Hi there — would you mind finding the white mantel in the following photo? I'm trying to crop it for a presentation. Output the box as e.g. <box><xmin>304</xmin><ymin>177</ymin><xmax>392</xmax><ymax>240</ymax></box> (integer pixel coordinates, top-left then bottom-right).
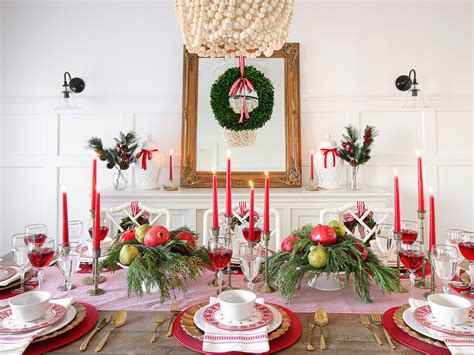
<box><xmin>101</xmin><ymin>185</ymin><xmax>392</xmax><ymax>250</ymax></box>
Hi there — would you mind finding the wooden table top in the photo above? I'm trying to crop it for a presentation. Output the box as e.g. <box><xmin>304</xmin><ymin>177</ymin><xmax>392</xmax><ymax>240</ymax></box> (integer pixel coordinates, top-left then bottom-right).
<box><xmin>50</xmin><ymin>310</ymin><xmax>420</xmax><ymax>354</ymax></box>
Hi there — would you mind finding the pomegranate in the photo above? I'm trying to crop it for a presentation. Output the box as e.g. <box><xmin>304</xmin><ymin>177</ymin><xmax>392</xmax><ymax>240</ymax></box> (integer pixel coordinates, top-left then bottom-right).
<box><xmin>144</xmin><ymin>226</ymin><xmax>170</xmax><ymax>247</ymax></box>
<box><xmin>119</xmin><ymin>230</ymin><xmax>136</xmax><ymax>242</ymax></box>
<box><xmin>310</xmin><ymin>225</ymin><xmax>337</xmax><ymax>245</ymax></box>
<box><xmin>281</xmin><ymin>235</ymin><xmax>301</xmax><ymax>253</ymax></box>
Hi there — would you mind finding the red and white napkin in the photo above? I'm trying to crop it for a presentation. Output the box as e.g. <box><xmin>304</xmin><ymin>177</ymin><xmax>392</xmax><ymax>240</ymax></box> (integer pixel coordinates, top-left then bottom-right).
<box><xmin>202</xmin><ymin>297</ymin><xmax>270</xmax><ymax>353</ymax></box>
<box><xmin>0</xmin><ymin>297</ymin><xmax>73</xmax><ymax>354</ymax></box>
<box><xmin>409</xmin><ymin>298</ymin><xmax>474</xmax><ymax>355</ymax></box>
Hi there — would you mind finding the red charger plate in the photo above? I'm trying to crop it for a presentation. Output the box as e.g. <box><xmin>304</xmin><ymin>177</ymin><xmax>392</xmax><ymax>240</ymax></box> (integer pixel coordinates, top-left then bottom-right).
<box><xmin>382</xmin><ymin>306</ymin><xmax>450</xmax><ymax>355</ymax></box>
<box><xmin>24</xmin><ymin>303</ymin><xmax>98</xmax><ymax>355</ymax></box>
<box><xmin>173</xmin><ymin>303</ymin><xmax>302</xmax><ymax>354</ymax></box>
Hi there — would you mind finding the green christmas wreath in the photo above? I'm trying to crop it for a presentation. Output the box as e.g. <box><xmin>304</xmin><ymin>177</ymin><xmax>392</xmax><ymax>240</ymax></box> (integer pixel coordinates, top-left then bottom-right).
<box><xmin>210</xmin><ymin>66</ymin><xmax>274</xmax><ymax>132</ymax></box>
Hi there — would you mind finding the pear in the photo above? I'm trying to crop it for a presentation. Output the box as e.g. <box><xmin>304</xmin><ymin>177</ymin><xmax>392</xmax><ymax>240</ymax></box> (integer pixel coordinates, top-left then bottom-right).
<box><xmin>119</xmin><ymin>244</ymin><xmax>139</xmax><ymax>266</ymax></box>
<box><xmin>328</xmin><ymin>220</ymin><xmax>346</xmax><ymax>238</ymax></box>
<box><xmin>135</xmin><ymin>224</ymin><xmax>152</xmax><ymax>244</ymax></box>
<box><xmin>308</xmin><ymin>245</ymin><xmax>328</xmax><ymax>268</ymax></box>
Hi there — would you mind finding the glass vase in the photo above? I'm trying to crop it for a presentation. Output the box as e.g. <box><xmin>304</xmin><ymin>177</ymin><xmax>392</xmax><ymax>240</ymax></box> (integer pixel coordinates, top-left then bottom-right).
<box><xmin>349</xmin><ymin>165</ymin><xmax>360</xmax><ymax>190</ymax></box>
<box><xmin>113</xmin><ymin>169</ymin><xmax>128</xmax><ymax>190</ymax></box>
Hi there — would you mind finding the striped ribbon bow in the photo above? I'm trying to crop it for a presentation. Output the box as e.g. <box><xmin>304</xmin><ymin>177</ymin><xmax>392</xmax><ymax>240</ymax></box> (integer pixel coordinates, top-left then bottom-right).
<box><xmin>130</xmin><ymin>201</ymin><xmax>150</xmax><ymax>220</ymax></box>
<box><xmin>229</xmin><ymin>55</ymin><xmax>254</xmax><ymax>123</ymax></box>
<box><xmin>342</xmin><ymin>201</ymin><xmax>373</xmax><ymax>239</ymax></box>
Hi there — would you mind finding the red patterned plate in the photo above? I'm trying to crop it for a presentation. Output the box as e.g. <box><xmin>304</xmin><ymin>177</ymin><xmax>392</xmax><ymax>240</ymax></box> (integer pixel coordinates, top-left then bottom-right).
<box><xmin>413</xmin><ymin>305</ymin><xmax>474</xmax><ymax>337</ymax></box>
<box><xmin>0</xmin><ymin>266</ymin><xmax>17</xmax><ymax>282</ymax></box>
<box><xmin>203</xmin><ymin>303</ymin><xmax>273</xmax><ymax>331</ymax></box>
<box><xmin>0</xmin><ymin>303</ymin><xmax>66</xmax><ymax>333</ymax></box>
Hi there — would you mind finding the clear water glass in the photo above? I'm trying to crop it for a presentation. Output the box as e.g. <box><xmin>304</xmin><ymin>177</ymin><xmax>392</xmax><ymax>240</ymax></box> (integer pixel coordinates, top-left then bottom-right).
<box><xmin>432</xmin><ymin>244</ymin><xmax>458</xmax><ymax>294</ymax></box>
<box><xmin>68</xmin><ymin>220</ymin><xmax>84</xmax><ymax>245</ymax></box>
<box><xmin>239</xmin><ymin>242</ymin><xmax>262</xmax><ymax>291</ymax></box>
<box><xmin>375</xmin><ymin>224</ymin><xmax>394</xmax><ymax>264</ymax></box>
<box><xmin>57</xmin><ymin>242</ymin><xmax>82</xmax><ymax>297</ymax></box>
<box><xmin>11</xmin><ymin>233</ymin><xmax>32</xmax><ymax>293</ymax></box>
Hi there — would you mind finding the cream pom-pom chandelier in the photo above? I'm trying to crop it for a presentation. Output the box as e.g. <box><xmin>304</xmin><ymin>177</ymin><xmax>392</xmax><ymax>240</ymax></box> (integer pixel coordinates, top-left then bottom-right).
<box><xmin>174</xmin><ymin>0</ymin><xmax>295</xmax><ymax>58</ymax></box>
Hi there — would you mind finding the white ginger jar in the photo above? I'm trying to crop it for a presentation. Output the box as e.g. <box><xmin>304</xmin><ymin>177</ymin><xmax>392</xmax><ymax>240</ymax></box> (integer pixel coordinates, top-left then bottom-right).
<box><xmin>135</xmin><ymin>135</ymin><xmax>163</xmax><ymax>190</ymax></box>
<box><xmin>315</xmin><ymin>134</ymin><xmax>343</xmax><ymax>190</ymax></box>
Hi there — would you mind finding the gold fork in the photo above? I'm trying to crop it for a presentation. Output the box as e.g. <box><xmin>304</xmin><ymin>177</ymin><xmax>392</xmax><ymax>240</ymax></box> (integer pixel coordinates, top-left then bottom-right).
<box><xmin>360</xmin><ymin>314</ymin><xmax>383</xmax><ymax>346</ymax></box>
<box><xmin>149</xmin><ymin>312</ymin><xmax>165</xmax><ymax>343</ymax></box>
<box><xmin>372</xmin><ymin>313</ymin><xmax>396</xmax><ymax>350</ymax></box>
<box><xmin>166</xmin><ymin>301</ymin><xmax>180</xmax><ymax>337</ymax></box>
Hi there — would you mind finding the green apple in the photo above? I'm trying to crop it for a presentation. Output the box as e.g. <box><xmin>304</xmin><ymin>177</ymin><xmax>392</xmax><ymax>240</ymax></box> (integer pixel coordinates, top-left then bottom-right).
<box><xmin>308</xmin><ymin>245</ymin><xmax>328</xmax><ymax>268</ymax></box>
<box><xmin>119</xmin><ymin>244</ymin><xmax>139</xmax><ymax>266</ymax></box>
<box><xmin>328</xmin><ymin>220</ymin><xmax>346</xmax><ymax>238</ymax></box>
<box><xmin>135</xmin><ymin>224</ymin><xmax>152</xmax><ymax>244</ymax></box>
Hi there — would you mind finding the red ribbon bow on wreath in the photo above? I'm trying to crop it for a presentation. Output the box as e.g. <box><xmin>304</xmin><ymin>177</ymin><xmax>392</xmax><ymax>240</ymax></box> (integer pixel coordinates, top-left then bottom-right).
<box><xmin>342</xmin><ymin>201</ymin><xmax>373</xmax><ymax>240</ymax></box>
<box><xmin>136</xmin><ymin>149</ymin><xmax>158</xmax><ymax>170</ymax></box>
<box><xmin>228</xmin><ymin>55</ymin><xmax>254</xmax><ymax>123</ymax></box>
<box><xmin>130</xmin><ymin>201</ymin><xmax>150</xmax><ymax>220</ymax></box>
<box><xmin>320</xmin><ymin>148</ymin><xmax>339</xmax><ymax>168</ymax></box>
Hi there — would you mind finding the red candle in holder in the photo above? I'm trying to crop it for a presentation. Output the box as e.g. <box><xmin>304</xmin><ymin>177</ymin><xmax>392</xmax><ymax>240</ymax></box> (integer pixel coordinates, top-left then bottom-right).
<box><xmin>169</xmin><ymin>149</ymin><xmax>173</xmax><ymax>181</ymax></box>
<box><xmin>310</xmin><ymin>150</ymin><xmax>314</xmax><ymax>181</ymax></box>
<box><xmin>61</xmin><ymin>186</ymin><xmax>69</xmax><ymax>245</ymax></box>
<box><xmin>226</xmin><ymin>150</ymin><xmax>232</xmax><ymax>217</ymax></box>
<box><xmin>94</xmin><ymin>186</ymin><xmax>101</xmax><ymax>251</ymax></box>
<box><xmin>212</xmin><ymin>172</ymin><xmax>219</xmax><ymax>229</ymax></box>
<box><xmin>416</xmin><ymin>150</ymin><xmax>425</xmax><ymax>212</ymax></box>
<box><xmin>394</xmin><ymin>169</ymin><xmax>401</xmax><ymax>233</ymax></box>
<box><xmin>91</xmin><ymin>153</ymin><xmax>97</xmax><ymax>211</ymax></box>
<box><xmin>429</xmin><ymin>187</ymin><xmax>436</xmax><ymax>250</ymax></box>
<box><xmin>264</xmin><ymin>172</ymin><xmax>270</xmax><ymax>233</ymax></box>
<box><xmin>249</xmin><ymin>181</ymin><xmax>255</xmax><ymax>239</ymax></box>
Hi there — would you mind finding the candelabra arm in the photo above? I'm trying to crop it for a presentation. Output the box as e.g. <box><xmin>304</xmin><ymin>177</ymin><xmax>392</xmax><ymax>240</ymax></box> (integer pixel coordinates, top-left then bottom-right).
<box><xmin>258</xmin><ymin>231</ymin><xmax>276</xmax><ymax>293</ymax></box>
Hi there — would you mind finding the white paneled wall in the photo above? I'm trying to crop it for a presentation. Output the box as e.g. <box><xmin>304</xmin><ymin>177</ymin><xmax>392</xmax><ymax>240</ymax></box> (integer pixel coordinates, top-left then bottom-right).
<box><xmin>0</xmin><ymin>0</ymin><xmax>473</xmax><ymax>255</ymax></box>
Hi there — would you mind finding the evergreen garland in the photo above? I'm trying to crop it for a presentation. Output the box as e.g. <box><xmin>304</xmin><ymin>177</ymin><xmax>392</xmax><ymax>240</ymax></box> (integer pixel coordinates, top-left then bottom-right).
<box><xmin>210</xmin><ymin>66</ymin><xmax>274</xmax><ymax>131</ymax></box>
<box><xmin>338</xmin><ymin>125</ymin><xmax>377</xmax><ymax>166</ymax></box>
<box><xmin>267</xmin><ymin>224</ymin><xmax>400</xmax><ymax>303</ymax></box>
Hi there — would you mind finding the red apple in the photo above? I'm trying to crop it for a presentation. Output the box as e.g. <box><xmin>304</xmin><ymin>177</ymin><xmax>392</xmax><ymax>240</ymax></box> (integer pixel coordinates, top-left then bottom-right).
<box><xmin>310</xmin><ymin>225</ymin><xmax>337</xmax><ymax>245</ymax></box>
<box><xmin>174</xmin><ymin>231</ymin><xmax>197</xmax><ymax>249</ymax></box>
<box><xmin>281</xmin><ymin>235</ymin><xmax>301</xmax><ymax>253</ymax></box>
<box><xmin>119</xmin><ymin>230</ymin><xmax>136</xmax><ymax>242</ymax></box>
<box><xmin>144</xmin><ymin>226</ymin><xmax>170</xmax><ymax>247</ymax></box>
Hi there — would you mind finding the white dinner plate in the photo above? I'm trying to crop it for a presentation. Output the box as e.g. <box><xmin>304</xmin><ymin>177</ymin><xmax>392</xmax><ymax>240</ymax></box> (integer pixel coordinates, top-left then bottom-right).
<box><xmin>39</xmin><ymin>301</ymin><xmax>77</xmax><ymax>337</ymax></box>
<box><xmin>402</xmin><ymin>307</ymin><xmax>444</xmax><ymax>341</ymax></box>
<box><xmin>194</xmin><ymin>303</ymin><xmax>282</xmax><ymax>333</ymax></box>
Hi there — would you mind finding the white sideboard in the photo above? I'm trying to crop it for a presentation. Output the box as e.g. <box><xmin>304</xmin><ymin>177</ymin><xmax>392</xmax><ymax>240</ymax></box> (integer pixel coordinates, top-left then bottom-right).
<box><xmin>101</xmin><ymin>186</ymin><xmax>393</xmax><ymax>250</ymax></box>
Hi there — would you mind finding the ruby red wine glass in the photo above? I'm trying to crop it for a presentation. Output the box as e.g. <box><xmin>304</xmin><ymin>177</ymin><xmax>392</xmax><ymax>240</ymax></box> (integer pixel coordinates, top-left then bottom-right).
<box><xmin>88</xmin><ymin>214</ymin><xmax>110</xmax><ymax>241</ymax></box>
<box><xmin>399</xmin><ymin>240</ymin><xmax>424</xmax><ymax>296</ymax></box>
<box><xmin>207</xmin><ymin>237</ymin><xmax>232</xmax><ymax>295</ymax></box>
<box><xmin>242</xmin><ymin>219</ymin><xmax>263</xmax><ymax>244</ymax></box>
<box><xmin>24</xmin><ymin>224</ymin><xmax>48</xmax><ymax>282</ymax></box>
<box><xmin>458</xmin><ymin>232</ymin><xmax>474</xmax><ymax>296</ymax></box>
<box><xmin>27</xmin><ymin>238</ymin><xmax>55</xmax><ymax>290</ymax></box>
<box><xmin>400</xmin><ymin>220</ymin><xmax>418</xmax><ymax>245</ymax></box>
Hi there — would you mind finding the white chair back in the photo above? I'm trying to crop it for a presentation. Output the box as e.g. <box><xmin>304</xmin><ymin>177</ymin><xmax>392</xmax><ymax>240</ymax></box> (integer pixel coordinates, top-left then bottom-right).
<box><xmin>319</xmin><ymin>201</ymin><xmax>394</xmax><ymax>243</ymax></box>
<box><xmin>202</xmin><ymin>202</ymin><xmax>281</xmax><ymax>250</ymax></box>
<box><xmin>103</xmin><ymin>201</ymin><xmax>172</xmax><ymax>237</ymax></box>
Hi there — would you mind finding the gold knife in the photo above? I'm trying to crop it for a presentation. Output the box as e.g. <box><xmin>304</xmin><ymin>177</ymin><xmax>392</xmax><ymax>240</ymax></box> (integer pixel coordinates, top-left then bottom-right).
<box><xmin>80</xmin><ymin>314</ymin><xmax>111</xmax><ymax>352</ymax></box>
<box><xmin>306</xmin><ymin>316</ymin><xmax>316</xmax><ymax>351</ymax></box>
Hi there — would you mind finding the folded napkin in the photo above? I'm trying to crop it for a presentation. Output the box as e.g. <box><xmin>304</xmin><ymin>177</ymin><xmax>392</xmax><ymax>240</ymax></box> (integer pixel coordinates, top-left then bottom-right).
<box><xmin>0</xmin><ymin>267</ymin><xmax>33</xmax><ymax>287</ymax></box>
<box><xmin>409</xmin><ymin>298</ymin><xmax>474</xmax><ymax>355</ymax></box>
<box><xmin>0</xmin><ymin>298</ymin><xmax>74</xmax><ymax>354</ymax></box>
<box><xmin>202</xmin><ymin>297</ymin><xmax>270</xmax><ymax>354</ymax></box>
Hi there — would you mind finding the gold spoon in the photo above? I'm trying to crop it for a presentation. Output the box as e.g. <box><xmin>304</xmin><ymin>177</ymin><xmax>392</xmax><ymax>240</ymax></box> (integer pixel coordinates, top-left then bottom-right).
<box><xmin>315</xmin><ymin>308</ymin><xmax>328</xmax><ymax>350</ymax></box>
<box><xmin>95</xmin><ymin>310</ymin><xmax>127</xmax><ymax>352</ymax></box>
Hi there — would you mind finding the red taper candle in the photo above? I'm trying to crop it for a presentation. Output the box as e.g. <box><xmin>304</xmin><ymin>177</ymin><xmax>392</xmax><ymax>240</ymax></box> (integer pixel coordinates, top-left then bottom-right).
<box><xmin>169</xmin><ymin>149</ymin><xmax>173</xmax><ymax>181</ymax></box>
<box><xmin>94</xmin><ymin>186</ymin><xmax>101</xmax><ymax>251</ymax></box>
<box><xmin>212</xmin><ymin>172</ymin><xmax>219</xmax><ymax>229</ymax></box>
<box><xmin>310</xmin><ymin>150</ymin><xmax>314</xmax><ymax>181</ymax></box>
<box><xmin>429</xmin><ymin>187</ymin><xmax>436</xmax><ymax>250</ymax></box>
<box><xmin>394</xmin><ymin>169</ymin><xmax>401</xmax><ymax>233</ymax></box>
<box><xmin>226</xmin><ymin>150</ymin><xmax>232</xmax><ymax>217</ymax></box>
<box><xmin>264</xmin><ymin>172</ymin><xmax>270</xmax><ymax>233</ymax></box>
<box><xmin>416</xmin><ymin>150</ymin><xmax>425</xmax><ymax>211</ymax></box>
<box><xmin>91</xmin><ymin>153</ymin><xmax>97</xmax><ymax>211</ymax></box>
<box><xmin>249</xmin><ymin>181</ymin><xmax>255</xmax><ymax>239</ymax></box>
<box><xmin>61</xmin><ymin>186</ymin><xmax>69</xmax><ymax>245</ymax></box>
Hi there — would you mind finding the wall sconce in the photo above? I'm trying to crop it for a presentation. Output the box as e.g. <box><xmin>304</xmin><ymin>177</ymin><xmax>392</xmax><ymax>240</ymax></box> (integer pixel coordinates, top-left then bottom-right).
<box><xmin>55</xmin><ymin>72</ymin><xmax>85</xmax><ymax>109</ymax></box>
<box><xmin>395</xmin><ymin>69</ymin><xmax>428</xmax><ymax>109</ymax></box>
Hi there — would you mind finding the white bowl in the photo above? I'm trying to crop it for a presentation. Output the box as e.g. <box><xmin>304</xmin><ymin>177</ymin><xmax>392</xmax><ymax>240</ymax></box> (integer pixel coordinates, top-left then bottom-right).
<box><xmin>428</xmin><ymin>293</ymin><xmax>472</xmax><ymax>325</ymax></box>
<box><xmin>218</xmin><ymin>290</ymin><xmax>256</xmax><ymax>321</ymax></box>
<box><xmin>9</xmin><ymin>291</ymin><xmax>51</xmax><ymax>323</ymax></box>
<box><xmin>308</xmin><ymin>273</ymin><xmax>344</xmax><ymax>291</ymax></box>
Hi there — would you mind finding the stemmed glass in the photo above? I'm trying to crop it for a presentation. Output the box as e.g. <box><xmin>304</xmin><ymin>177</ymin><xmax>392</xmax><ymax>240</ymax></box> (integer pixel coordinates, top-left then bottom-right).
<box><xmin>68</xmin><ymin>220</ymin><xmax>84</xmax><ymax>244</ymax></box>
<box><xmin>242</xmin><ymin>219</ymin><xmax>262</xmax><ymax>245</ymax></box>
<box><xmin>207</xmin><ymin>237</ymin><xmax>232</xmax><ymax>295</ymax></box>
<box><xmin>446</xmin><ymin>229</ymin><xmax>465</xmax><ymax>287</ymax></box>
<box><xmin>24</xmin><ymin>224</ymin><xmax>48</xmax><ymax>282</ymax></box>
<box><xmin>457</xmin><ymin>232</ymin><xmax>474</xmax><ymax>296</ymax></box>
<box><xmin>88</xmin><ymin>215</ymin><xmax>109</xmax><ymax>242</ymax></box>
<box><xmin>239</xmin><ymin>242</ymin><xmax>262</xmax><ymax>291</ymax></box>
<box><xmin>399</xmin><ymin>241</ymin><xmax>424</xmax><ymax>296</ymax></box>
<box><xmin>375</xmin><ymin>224</ymin><xmax>394</xmax><ymax>265</ymax></box>
<box><xmin>400</xmin><ymin>220</ymin><xmax>418</xmax><ymax>245</ymax></box>
<box><xmin>432</xmin><ymin>244</ymin><xmax>458</xmax><ymax>294</ymax></box>
<box><xmin>11</xmin><ymin>233</ymin><xmax>32</xmax><ymax>294</ymax></box>
<box><xmin>26</xmin><ymin>237</ymin><xmax>55</xmax><ymax>290</ymax></box>
<box><xmin>57</xmin><ymin>242</ymin><xmax>82</xmax><ymax>297</ymax></box>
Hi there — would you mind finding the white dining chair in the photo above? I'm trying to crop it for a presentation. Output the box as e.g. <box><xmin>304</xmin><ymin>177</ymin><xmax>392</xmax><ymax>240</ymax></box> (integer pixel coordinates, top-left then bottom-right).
<box><xmin>202</xmin><ymin>202</ymin><xmax>281</xmax><ymax>251</ymax></box>
<box><xmin>319</xmin><ymin>201</ymin><xmax>394</xmax><ymax>243</ymax></box>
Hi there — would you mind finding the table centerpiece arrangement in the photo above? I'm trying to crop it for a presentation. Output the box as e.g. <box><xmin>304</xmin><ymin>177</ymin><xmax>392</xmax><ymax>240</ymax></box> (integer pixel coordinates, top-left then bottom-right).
<box><xmin>101</xmin><ymin>224</ymin><xmax>210</xmax><ymax>303</ymax></box>
<box><xmin>267</xmin><ymin>223</ymin><xmax>401</xmax><ymax>303</ymax></box>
